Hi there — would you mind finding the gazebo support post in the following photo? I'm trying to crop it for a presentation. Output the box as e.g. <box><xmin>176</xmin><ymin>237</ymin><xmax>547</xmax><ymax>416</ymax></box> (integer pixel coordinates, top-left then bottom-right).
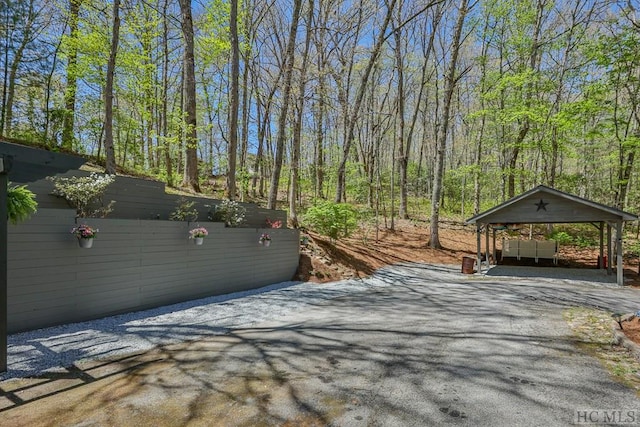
<box><xmin>616</xmin><ymin>221</ymin><xmax>623</xmax><ymax>286</ymax></box>
<box><xmin>476</xmin><ymin>224</ymin><xmax>482</xmax><ymax>274</ymax></box>
<box><xmin>599</xmin><ymin>222</ymin><xmax>604</xmax><ymax>269</ymax></box>
<box><xmin>492</xmin><ymin>226</ymin><xmax>497</xmax><ymax>267</ymax></box>
<box><xmin>607</xmin><ymin>223</ymin><xmax>612</xmax><ymax>275</ymax></box>
<box><xmin>485</xmin><ymin>225</ymin><xmax>490</xmax><ymax>266</ymax></box>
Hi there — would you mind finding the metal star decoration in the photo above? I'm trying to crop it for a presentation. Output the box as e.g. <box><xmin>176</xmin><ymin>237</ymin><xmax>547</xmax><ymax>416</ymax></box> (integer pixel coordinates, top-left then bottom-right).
<box><xmin>535</xmin><ymin>199</ymin><xmax>548</xmax><ymax>211</ymax></box>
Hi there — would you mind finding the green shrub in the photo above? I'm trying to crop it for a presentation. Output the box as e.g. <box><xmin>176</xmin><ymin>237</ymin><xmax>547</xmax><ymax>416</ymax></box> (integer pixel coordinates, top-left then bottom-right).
<box><xmin>48</xmin><ymin>172</ymin><xmax>115</xmax><ymax>217</ymax></box>
<box><xmin>169</xmin><ymin>197</ymin><xmax>198</xmax><ymax>221</ymax></box>
<box><xmin>574</xmin><ymin>235</ymin><xmax>597</xmax><ymax>248</ymax></box>
<box><xmin>549</xmin><ymin>231</ymin><xmax>573</xmax><ymax>245</ymax></box>
<box><xmin>303</xmin><ymin>201</ymin><xmax>359</xmax><ymax>240</ymax></box>
<box><xmin>7</xmin><ymin>183</ymin><xmax>37</xmax><ymax>224</ymax></box>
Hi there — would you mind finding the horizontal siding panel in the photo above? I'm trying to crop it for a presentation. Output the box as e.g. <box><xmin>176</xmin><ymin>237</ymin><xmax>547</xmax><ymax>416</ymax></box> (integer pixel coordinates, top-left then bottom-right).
<box><xmin>8</xmin><ymin>273</ymin><xmax>78</xmax><ymax>293</ymax></box>
<box><xmin>9</xmin><ymin>244</ymin><xmax>81</xmax><ymax>255</ymax></box>
<box><xmin>139</xmin><ymin>254</ymin><xmax>194</xmax><ymax>267</ymax></box>
<box><xmin>8</xmin><ymin>253</ymin><xmax>75</xmax><ymax>268</ymax></box>
<box><xmin>136</xmin><ymin>266</ymin><xmax>206</xmax><ymax>283</ymax></box>
<box><xmin>75</xmin><ymin>292</ymin><xmax>142</xmax><ymax>314</ymax></box>
<box><xmin>8</xmin><ymin>304</ymin><xmax>77</xmax><ymax>324</ymax></box>
<box><xmin>75</xmin><ymin>265</ymin><xmax>142</xmax><ymax>281</ymax></box>
<box><xmin>9</xmin><ymin>286</ymin><xmax>80</xmax><ymax>306</ymax></box>
<box><xmin>9</xmin><ymin>263</ymin><xmax>80</xmax><ymax>280</ymax></box>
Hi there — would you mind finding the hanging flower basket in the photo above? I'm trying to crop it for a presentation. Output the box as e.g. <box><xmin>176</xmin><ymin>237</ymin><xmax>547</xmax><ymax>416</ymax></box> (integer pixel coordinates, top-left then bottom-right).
<box><xmin>71</xmin><ymin>224</ymin><xmax>98</xmax><ymax>249</ymax></box>
<box><xmin>189</xmin><ymin>226</ymin><xmax>208</xmax><ymax>245</ymax></box>
<box><xmin>259</xmin><ymin>233</ymin><xmax>271</xmax><ymax>247</ymax></box>
<box><xmin>78</xmin><ymin>238</ymin><xmax>94</xmax><ymax>249</ymax></box>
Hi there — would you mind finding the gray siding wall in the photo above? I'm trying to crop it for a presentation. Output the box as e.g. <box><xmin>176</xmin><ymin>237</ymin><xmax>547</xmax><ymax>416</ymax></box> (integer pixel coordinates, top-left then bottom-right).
<box><xmin>8</xmin><ymin>208</ymin><xmax>300</xmax><ymax>333</ymax></box>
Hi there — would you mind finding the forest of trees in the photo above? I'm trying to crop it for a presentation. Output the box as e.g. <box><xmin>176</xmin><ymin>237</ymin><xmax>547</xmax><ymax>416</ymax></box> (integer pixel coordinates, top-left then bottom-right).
<box><xmin>2</xmin><ymin>0</ymin><xmax>640</xmax><ymax>240</ymax></box>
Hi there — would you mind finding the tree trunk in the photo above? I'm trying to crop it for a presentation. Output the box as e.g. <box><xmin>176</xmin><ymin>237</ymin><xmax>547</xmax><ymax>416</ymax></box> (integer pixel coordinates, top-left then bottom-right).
<box><xmin>179</xmin><ymin>0</ymin><xmax>200</xmax><ymax>192</ymax></box>
<box><xmin>313</xmin><ymin>4</ymin><xmax>329</xmax><ymax>200</ymax></box>
<box><xmin>506</xmin><ymin>0</ymin><xmax>544</xmax><ymax>198</ymax></box>
<box><xmin>430</xmin><ymin>0</ymin><xmax>470</xmax><ymax>249</ymax></box>
<box><xmin>289</xmin><ymin>0</ymin><xmax>314</xmax><ymax>227</ymax></box>
<box><xmin>103</xmin><ymin>0</ymin><xmax>120</xmax><ymax>175</ymax></box>
<box><xmin>161</xmin><ymin>0</ymin><xmax>173</xmax><ymax>186</ymax></box>
<box><xmin>335</xmin><ymin>0</ymin><xmax>398</xmax><ymax>203</ymax></box>
<box><xmin>240</xmin><ymin>49</ymin><xmax>250</xmax><ymax>197</ymax></box>
<box><xmin>0</xmin><ymin>3</ymin><xmax>10</xmax><ymax>137</ymax></box>
<box><xmin>44</xmin><ymin>36</ymin><xmax>63</xmax><ymax>145</ymax></box>
<box><xmin>226</xmin><ymin>0</ymin><xmax>240</xmax><ymax>199</ymax></box>
<box><xmin>5</xmin><ymin>0</ymin><xmax>37</xmax><ymax>136</ymax></box>
<box><xmin>267</xmin><ymin>0</ymin><xmax>303</xmax><ymax>209</ymax></box>
<box><xmin>394</xmin><ymin>8</ymin><xmax>409</xmax><ymax>220</ymax></box>
<box><xmin>61</xmin><ymin>0</ymin><xmax>82</xmax><ymax>149</ymax></box>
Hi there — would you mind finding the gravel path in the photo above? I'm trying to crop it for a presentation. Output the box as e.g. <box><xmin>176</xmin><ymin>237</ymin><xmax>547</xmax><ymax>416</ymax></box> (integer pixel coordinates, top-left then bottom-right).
<box><xmin>0</xmin><ymin>263</ymin><xmax>635</xmax><ymax>382</ymax></box>
<box><xmin>3</xmin><ymin>263</ymin><xmax>640</xmax><ymax>426</ymax></box>
<box><xmin>2</xmin><ymin>274</ymin><xmax>390</xmax><ymax>381</ymax></box>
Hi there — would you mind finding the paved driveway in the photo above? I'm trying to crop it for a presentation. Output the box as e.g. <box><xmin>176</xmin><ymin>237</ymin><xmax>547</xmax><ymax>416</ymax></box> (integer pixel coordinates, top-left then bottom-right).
<box><xmin>3</xmin><ymin>263</ymin><xmax>640</xmax><ymax>426</ymax></box>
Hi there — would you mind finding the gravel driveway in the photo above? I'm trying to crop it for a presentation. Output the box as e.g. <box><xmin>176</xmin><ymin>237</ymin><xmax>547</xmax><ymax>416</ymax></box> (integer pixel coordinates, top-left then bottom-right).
<box><xmin>2</xmin><ymin>263</ymin><xmax>640</xmax><ymax>426</ymax></box>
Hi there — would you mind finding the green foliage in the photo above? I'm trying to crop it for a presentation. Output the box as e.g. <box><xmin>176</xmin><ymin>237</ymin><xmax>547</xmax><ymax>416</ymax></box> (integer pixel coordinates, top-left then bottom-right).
<box><xmin>344</xmin><ymin>161</ymin><xmax>370</xmax><ymax>204</ymax></box>
<box><xmin>213</xmin><ymin>199</ymin><xmax>246</xmax><ymax>227</ymax></box>
<box><xmin>574</xmin><ymin>235</ymin><xmax>597</xmax><ymax>248</ymax></box>
<box><xmin>548</xmin><ymin>227</ymin><xmax>598</xmax><ymax>248</ymax></box>
<box><xmin>198</xmin><ymin>0</ymin><xmax>231</xmax><ymax>64</ymax></box>
<box><xmin>48</xmin><ymin>173</ymin><xmax>115</xmax><ymax>218</ymax></box>
<box><xmin>549</xmin><ymin>231</ymin><xmax>573</xmax><ymax>245</ymax></box>
<box><xmin>7</xmin><ymin>183</ymin><xmax>38</xmax><ymax>224</ymax></box>
<box><xmin>302</xmin><ymin>201</ymin><xmax>359</xmax><ymax>241</ymax></box>
<box><xmin>169</xmin><ymin>197</ymin><xmax>198</xmax><ymax>221</ymax></box>
<box><xmin>627</xmin><ymin>241</ymin><xmax>640</xmax><ymax>257</ymax></box>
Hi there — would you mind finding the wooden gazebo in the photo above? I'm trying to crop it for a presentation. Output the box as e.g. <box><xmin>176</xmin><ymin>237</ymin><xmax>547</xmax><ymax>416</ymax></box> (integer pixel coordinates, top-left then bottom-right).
<box><xmin>465</xmin><ymin>185</ymin><xmax>638</xmax><ymax>286</ymax></box>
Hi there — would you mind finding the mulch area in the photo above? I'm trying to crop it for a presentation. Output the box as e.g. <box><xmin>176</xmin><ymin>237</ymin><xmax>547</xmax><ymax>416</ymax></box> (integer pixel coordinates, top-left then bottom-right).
<box><xmin>621</xmin><ymin>317</ymin><xmax>640</xmax><ymax>347</ymax></box>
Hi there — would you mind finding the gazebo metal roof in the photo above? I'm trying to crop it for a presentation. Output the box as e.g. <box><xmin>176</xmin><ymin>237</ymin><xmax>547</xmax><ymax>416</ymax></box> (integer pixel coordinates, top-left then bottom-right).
<box><xmin>466</xmin><ymin>185</ymin><xmax>637</xmax><ymax>225</ymax></box>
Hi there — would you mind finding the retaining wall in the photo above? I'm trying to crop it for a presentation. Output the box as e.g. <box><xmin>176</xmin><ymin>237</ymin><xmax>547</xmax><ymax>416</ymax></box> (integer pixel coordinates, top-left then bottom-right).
<box><xmin>7</xmin><ymin>208</ymin><xmax>299</xmax><ymax>333</ymax></box>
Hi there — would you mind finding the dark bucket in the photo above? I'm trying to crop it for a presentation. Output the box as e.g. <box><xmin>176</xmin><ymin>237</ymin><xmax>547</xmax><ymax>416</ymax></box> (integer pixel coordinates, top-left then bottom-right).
<box><xmin>461</xmin><ymin>256</ymin><xmax>475</xmax><ymax>274</ymax></box>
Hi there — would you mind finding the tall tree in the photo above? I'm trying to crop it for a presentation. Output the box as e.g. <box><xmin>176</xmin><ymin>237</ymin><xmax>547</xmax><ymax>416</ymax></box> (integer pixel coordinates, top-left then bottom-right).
<box><xmin>226</xmin><ymin>0</ymin><xmax>240</xmax><ymax>199</ymax></box>
<box><xmin>393</xmin><ymin>4</ymin><xmax>408</xmax><ymax>219</ymax></box>
<box><xmin>504</xmin><ymin>0</ymin><xmax>546</xmax><ymax>198</ymax></box>
<box><xmin>179</xmin><ymin>0</ymin><xmax>200</xmax><ymax>192</ymax></box>
<box><xmin>61</xmin><ymin>0</ymin><xmax>82</xmax><ymax>149</ymax></box>
<box><xmin>4</xmin><ymin>0</ymin><xmax>41</xmax><ymax>136</ymax></box>
<box><xmin>160</xmin><ymin>0</ymin><xmax>174</xmax><ymax>186</ymax></box>
<box><xmin>430</xmin><ymin>0</ymin><xmax>471</xmax><ymax>249</ymax></box>
<box><xmin>103</xmin><ymin>0</ymin><xmax>120</xmax><ymax>174</ymax></box>
<box><xmin>267</xmin><ymin>0</ymin><xmax>303</xmax><ymax>209</ymax></box>
<box><xmin>335</xmin><ymin>0</ymin><xmax>398</xmax><ymax>203</ymax></box>
<box><xmin>289</xmin><ymin>0</ymin><xmax>314</xmax><ymax>226</ymax></box>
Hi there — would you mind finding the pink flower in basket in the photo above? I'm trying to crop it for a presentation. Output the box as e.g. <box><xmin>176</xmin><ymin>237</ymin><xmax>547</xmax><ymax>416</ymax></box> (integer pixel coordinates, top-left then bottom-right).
<box><xmin>71</xmin><ymin>224</ymin><xmax>98</xmax><ymax>239</ymax></box>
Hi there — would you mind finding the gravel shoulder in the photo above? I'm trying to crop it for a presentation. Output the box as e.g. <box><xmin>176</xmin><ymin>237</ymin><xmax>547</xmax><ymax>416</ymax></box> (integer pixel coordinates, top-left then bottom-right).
<box><xmin>2</xmin><ymin>263</ymin><xmax>640</xmax><ymax>426</ymax></box>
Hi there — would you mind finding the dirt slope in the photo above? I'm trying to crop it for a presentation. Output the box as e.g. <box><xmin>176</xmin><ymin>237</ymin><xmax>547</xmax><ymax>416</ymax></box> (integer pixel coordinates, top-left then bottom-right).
<box><xmin>294</xmin><ymin>219</ymin><xmax>640</xmax><ymax>286</ymax></box>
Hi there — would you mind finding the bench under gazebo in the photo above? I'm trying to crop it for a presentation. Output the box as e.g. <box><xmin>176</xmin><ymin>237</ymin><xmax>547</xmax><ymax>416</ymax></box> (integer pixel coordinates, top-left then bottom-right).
<box><xmin>465</xmin><ymin>185</ymin><xmax>638</xmax><ymax>286</ymax></box>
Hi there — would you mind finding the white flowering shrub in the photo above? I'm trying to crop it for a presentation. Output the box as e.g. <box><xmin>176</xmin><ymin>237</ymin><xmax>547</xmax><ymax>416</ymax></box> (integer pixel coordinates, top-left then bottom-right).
<box><xmin>48</xmin><ymin>172</ymin><xmax>116</xmax><ymax>217</ymax></box>
<box><xmin>214</xmin><ymin>199</ymin><xmax>246</xmax><ymax>227</ymax></box>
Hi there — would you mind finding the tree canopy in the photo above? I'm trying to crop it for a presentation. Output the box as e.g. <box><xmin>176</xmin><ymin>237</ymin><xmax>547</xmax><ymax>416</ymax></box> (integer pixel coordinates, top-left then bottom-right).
<box><xmin>1</xmin><ymin>0</ymin><xmax>639</xmax><ymax>225</ymax></box>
